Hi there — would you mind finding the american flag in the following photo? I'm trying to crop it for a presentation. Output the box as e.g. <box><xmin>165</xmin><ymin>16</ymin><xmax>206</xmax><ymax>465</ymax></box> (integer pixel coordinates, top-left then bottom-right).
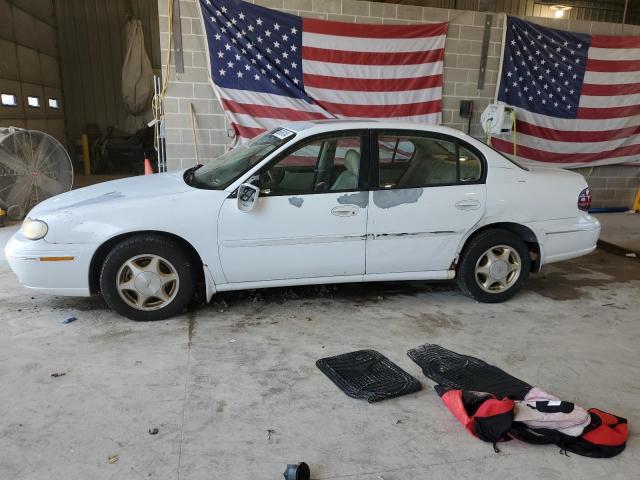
<box><xmin>198</xmin><ymin>0</ymin><xmax>447</xmax><ymax>142</ymax></box>
<box><xmin>493</xmin><ymin>16</ymin><xmax>640</xmax><ymax>167</ymax></box>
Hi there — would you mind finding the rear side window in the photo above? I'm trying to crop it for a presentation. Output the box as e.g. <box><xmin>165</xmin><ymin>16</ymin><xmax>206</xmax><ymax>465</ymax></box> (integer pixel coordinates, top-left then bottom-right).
<box><xmin>459</xmin><ymin>145</ymin><xmax>482</xmax><ymax>182</ymax></box>
<box><xmin>376</xmin><ymin>131</ymin><xmax>484</xmax><ymax>188</ymax></box>
<box><xmin>378</xmin><ymin>137</ymin><xmax>415</xmax><ymax>164</ymax></box>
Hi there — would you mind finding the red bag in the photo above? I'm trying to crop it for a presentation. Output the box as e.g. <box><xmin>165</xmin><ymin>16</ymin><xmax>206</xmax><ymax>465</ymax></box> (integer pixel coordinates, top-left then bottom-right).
<box><xmin>435</xmin><ymin>386</ymin><xmax>514</xmax><ymax>443</ymax></box>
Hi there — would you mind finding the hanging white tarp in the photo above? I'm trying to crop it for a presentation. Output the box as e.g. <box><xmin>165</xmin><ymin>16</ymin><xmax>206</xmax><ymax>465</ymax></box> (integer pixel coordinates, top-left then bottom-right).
<box><xmin>122</xmin><ymin>17</ymin><xmax>154</xmax><ymax>133</ymax></box>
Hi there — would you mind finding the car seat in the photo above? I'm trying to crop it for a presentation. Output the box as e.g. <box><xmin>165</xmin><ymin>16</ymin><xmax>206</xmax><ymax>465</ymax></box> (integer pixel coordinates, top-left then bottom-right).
<box><xmin>331</xmin><ymin>149</ymin><xmax>360</xmax><ymax>190</ymax></box>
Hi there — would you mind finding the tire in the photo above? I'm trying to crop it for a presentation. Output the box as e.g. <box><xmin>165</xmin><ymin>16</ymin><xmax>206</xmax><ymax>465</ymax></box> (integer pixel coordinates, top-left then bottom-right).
<box><xmin>457</xmin><ymin>228</ymin><xmax>530</xmax><ymax>303</ymax></box>
<box><xmin>100</xmin><ymin>235</ymin><xmax>196</xmax><ymax>321</ymax></box>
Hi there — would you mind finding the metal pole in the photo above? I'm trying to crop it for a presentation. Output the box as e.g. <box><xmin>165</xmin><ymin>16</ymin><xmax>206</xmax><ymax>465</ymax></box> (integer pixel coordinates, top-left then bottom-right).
<box><xmin>158</xmin><ymin>78</ymin><xmax>167</xmax><ymax>173</ymax></box>
<box><xmin>81</xmin><ymin>134</ymin><xmax>91</xmax><ymax>176</ymax></box>
<box><xmin>153</xmin><ymin>75</ymin><xmax>167</xmax><ymax>173</ymax></box>
<box><xmin>477</xmin><ymin>14</ymin><xmax>493</xmax><ymax>90</ymax></box>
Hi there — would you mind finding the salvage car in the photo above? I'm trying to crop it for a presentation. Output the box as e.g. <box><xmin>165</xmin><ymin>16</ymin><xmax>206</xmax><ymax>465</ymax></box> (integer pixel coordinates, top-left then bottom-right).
<box><xmin>5</xmin><ymin>120</ymin><xmax>600</xmax><ymax>320</ymax></box>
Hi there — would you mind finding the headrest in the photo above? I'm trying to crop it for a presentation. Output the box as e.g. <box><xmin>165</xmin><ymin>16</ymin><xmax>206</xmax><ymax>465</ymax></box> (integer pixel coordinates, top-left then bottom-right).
<box><xmin>343</xmin><ymin>149</ymin><xmax>360</xmax><ymax>174</ymax></box>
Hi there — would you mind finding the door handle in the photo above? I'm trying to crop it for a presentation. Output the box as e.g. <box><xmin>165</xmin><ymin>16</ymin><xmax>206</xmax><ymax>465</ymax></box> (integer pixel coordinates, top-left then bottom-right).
<box><xmin>455</xmin><ymin>199</ymin><xmax>481</xmax><ymax>210</ymax></box>
<box><xmin>331</xmin><ymin>205</ymin><xmax>358</xmax><ymax>217</ymax></box>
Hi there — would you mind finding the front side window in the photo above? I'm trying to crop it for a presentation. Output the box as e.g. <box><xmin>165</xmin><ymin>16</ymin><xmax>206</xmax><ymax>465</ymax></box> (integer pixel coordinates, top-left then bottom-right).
<box><xmin>189</xmin><ymin>127</ymin><xmax>295</xmax><ymax>189</ymax></box>
<box><xmin>376</xmin><ymin>131</ymin><xmax>483</xmax><ymax>188</ymax></box>
<box><xmin>260</xmin><ymin>133</ymin><xmax>362</xmax><ymax>195</ymax></box>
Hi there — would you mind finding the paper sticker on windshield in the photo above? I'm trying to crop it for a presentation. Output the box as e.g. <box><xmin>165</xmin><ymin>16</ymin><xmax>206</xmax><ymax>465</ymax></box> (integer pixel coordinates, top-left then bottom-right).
<box><xmin>271</xmin><ymin>128</ymin><xmax>295</xmax><ymax>140</ymax></box>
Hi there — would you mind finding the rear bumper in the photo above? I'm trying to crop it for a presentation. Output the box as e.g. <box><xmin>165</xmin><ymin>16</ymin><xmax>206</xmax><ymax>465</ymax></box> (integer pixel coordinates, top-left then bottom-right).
<box><xmin>533</xmin><ymin>215</ymin><xmax>601</xmax><ymax>266</ymax></box>
<box><xmin>4</xmin><ymin>233</ymin><xmax>96</xmax><ymax>296</ymax></box>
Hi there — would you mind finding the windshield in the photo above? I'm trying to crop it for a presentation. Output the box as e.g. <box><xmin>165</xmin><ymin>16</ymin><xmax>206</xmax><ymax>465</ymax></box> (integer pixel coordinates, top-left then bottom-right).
<box><xmin>188</xmin><ymin>128</ymin><xmax>296</xmax><ymax>189</ymax></box>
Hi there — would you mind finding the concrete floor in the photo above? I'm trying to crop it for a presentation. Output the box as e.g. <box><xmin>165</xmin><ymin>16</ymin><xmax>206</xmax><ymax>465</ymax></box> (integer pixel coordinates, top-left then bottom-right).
<box><xmin>596</xmin><ymin>212</ymin><xmax>640</xmax><ymax>255</ymax></box>
<box><xmin>0</xmin><ymin>223</ymin><xmax>639</xmax><ymax>480</ymax></box>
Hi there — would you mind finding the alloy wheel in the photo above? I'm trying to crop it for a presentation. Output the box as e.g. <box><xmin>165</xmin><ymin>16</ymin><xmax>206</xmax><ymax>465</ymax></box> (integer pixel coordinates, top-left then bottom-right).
<box><xmin>474</xmin><ymin>245</ymin><xmax>522</xmax><ymax>293</ymax></box>
<box><xmin>116</xmin><ymin>254</ymin><xmax>180</xmax><ymax>311</ymax></box>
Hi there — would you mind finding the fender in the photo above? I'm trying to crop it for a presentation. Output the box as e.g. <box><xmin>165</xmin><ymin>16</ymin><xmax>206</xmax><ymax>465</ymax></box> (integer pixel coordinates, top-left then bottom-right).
<box><xmin>452</xmin><ymin>218</ymin><xmax>543</xmax><ymax>272</ymax></box>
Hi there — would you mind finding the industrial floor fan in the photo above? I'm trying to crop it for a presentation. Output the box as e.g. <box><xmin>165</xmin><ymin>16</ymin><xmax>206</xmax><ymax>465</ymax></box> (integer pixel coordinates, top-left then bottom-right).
<box><xmin>0</xmin><ymin>127</ymin><xmax>73</xmax><ymax>219</ymax></box>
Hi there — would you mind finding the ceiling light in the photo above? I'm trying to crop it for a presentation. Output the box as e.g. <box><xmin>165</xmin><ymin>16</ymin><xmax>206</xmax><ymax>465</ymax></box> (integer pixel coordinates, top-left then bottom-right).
<box><xmin>550</xmin><ymin>5</ymin><xmax>572</xmax><ymax>18</ymax></box>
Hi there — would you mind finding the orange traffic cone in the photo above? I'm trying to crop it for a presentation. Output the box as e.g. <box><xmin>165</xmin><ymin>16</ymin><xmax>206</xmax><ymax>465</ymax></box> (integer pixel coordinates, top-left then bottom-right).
<box><xmin>144</xmin><ymin>156</ymin><xmax>154</xmax><ymax>175</ymax></box>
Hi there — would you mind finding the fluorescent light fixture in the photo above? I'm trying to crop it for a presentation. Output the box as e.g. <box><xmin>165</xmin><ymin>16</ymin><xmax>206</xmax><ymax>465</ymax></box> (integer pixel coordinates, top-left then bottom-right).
<box><xmin>550</xmin><ymin>5</ymin><xmax>572</xmax><ymax>18</ymax></box>
<box><xmin>27</xmin><ymin>96</ymin><xmax>40</xmax><ymax>108</ymax></box>
<box><xmin>48</xmin><ymin>98</ymin><xmax>60</xmax><ymax>109</ymax></box>
<box><xmin>1</xmin><ymin>93</ymin><xmax>17</xmax><ymax>106</ymax></box>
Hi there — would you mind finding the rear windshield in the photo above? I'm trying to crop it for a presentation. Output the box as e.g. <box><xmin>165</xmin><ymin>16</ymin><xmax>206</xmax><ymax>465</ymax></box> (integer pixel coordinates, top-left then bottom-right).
<box><xmin>486</xmin><ymin>144</ymin><xmax>529</xmax><ymax>171</ymax></box>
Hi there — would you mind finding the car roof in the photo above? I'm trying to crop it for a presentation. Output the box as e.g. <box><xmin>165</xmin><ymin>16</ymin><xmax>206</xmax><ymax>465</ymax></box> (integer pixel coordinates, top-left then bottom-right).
<box><xmin>281</xmin><ymin>119</ymin><xmax>472</xmax><ymax>141</ymax></box>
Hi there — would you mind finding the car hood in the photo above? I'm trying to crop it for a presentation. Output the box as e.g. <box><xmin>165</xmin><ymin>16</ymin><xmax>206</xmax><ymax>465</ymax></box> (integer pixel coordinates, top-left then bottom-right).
<box><xmin>29</xmin><ymin>170</ymin><xmax>192</xmax><ymax>216</ymax></box>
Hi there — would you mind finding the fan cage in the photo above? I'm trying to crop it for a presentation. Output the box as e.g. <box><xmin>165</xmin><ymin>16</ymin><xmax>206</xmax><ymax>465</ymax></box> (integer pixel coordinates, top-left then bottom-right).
<box><xmin>0</xmin><ymin>127</ymin><xmax>74</xmax><ymax>218</ymax></box>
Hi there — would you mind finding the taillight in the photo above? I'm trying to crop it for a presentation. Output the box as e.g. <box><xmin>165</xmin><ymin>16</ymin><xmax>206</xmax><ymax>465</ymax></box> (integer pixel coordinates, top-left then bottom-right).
<box><xmin>578</xmin><ymin>187</ymin><xmax>591</xmax><ymax>211</ymax></box>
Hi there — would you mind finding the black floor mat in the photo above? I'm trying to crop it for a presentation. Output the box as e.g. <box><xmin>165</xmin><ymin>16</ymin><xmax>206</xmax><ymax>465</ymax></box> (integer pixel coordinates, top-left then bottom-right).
<box><xmin>407</xmin><ymin>344</ymin><xmax>532</xmax><ymax>400</ymax></box>
<box><xmin>317</xmin><ymin>350</ymin><xmax>421</xmax><ymax>403</ymax></box>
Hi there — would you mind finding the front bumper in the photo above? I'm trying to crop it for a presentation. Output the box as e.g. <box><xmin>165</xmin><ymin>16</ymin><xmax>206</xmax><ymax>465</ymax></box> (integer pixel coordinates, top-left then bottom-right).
<box><xmin>4</xmin><ymin>232</ymin><xmax>97</xmax><ymax>296</ymax></box>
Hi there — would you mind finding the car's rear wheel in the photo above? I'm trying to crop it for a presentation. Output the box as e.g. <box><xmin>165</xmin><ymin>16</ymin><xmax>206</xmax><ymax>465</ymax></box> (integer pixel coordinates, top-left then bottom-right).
<box><xmin>100</xmin><ymin>235</ymin><xmax>196</xmax><ymax>321</ymax></box>
<box><xmin>457</xmin><ymin>229</ymin><xmax>530</xmax><ymax>303</ymax></box>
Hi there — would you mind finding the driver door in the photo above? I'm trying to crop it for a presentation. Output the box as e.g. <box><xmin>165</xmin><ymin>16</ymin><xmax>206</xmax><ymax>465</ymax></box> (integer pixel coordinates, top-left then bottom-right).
<box><xmin>217</xmin><ymin>131</ymin><xmax>368</xmax><ymax>283</ymax></box>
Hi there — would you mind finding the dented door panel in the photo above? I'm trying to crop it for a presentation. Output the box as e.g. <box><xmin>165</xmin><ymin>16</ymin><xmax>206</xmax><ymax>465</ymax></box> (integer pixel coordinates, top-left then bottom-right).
<box><xmin>365</xmin><ymin>185</ymin><xmax>486</xmax><ymax>274</ymax></box>
<box><xmin>218</xmin><ymin>192</ymin><xmax>367</xmax><ymax>283</ymax></box>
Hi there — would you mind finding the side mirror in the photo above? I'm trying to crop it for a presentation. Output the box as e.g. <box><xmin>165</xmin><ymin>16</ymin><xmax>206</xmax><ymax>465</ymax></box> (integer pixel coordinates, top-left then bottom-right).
<box><xmin>237</xmin><ymin>183</ymin><xmax>260</xmax><ymax>212</ymax></box>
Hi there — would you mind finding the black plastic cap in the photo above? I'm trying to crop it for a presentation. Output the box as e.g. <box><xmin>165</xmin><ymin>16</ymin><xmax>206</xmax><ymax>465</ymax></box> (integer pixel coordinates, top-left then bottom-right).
<box><xmin>283</xmin><ymin>462</ymin><xmax>310</xmax><ymax>480</ymax></box>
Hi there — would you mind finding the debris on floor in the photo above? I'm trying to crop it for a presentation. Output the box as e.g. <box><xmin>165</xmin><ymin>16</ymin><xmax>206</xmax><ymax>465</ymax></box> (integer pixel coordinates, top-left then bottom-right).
<box><xmin>266</xmin><ymin>428</ymin><xmax>275</xmax><ymax>441</ymax></box>
<box><xmin>219</xmin><ymin>300</ymin><xmax>228</xmax><ymax>312</ymax></box>
<box><xmin>317</xmin><ymin>350</ymin><xmax>421</xmax><ymax>403</ymax></box>
<box><xmin>50</xmin><ymin>372</ymin><xmax>66</xmax><ymax>378</ymax></box>
<box><xmin>61</xmin><ymin>316</ymin><xmax>77</xmax><ymax>324</ymax></box>
<box><xmin>410</xmin><ymin>344</ymin><xmax>628</xmax><ymax>458</ymax></box>
<box><xmin>148</xmin><ymin>428</ymin><xmax>159</xmax><ymax>435</ymax></box>
<box><xmin>107</xmin><ymin>454</ymin><xmax>118</xmax><ymax>464</ymax></box>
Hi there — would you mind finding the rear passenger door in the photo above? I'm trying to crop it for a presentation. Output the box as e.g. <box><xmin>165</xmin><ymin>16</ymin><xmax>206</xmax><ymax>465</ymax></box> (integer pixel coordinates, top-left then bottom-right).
<box><xmin>366</xmin><ymin>130</ymin><xmax>486</xmax><ymax>274</ymax></box>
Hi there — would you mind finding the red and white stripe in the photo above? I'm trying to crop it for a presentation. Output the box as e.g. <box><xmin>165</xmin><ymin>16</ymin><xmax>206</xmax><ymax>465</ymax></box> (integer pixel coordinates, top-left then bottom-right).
<box><xmin>221</xmin><ymin>19</ymin><xmax>447</xmax><ymax>142</ymax></box>
<box><xmin>216</xmin><ymin>87</ymin><xmax>333</xmax><ymax>141</ymax></box>
<box><xmin>302</xmin><ymin>19</ymin><xmax>446</xmax><ymax>125</ymax></box>
<box><xmin>494</xmin><ymin>34</ymin><xmax>640</xmax><ymax>167</ymax></box>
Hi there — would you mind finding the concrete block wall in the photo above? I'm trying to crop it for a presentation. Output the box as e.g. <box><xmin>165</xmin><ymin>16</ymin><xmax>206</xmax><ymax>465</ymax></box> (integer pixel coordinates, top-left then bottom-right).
<box><xmin>575</xmin><ymin>165</ymin><xmax>640</xmax><ymax>210</ymax></box>
<box><xmin>158</xmin><ymin>0</ymin><xmax>503</xmax><ymax>170</ymax></box>
<box><xmin>159</xmin><ymin>0</ymin><xmax>640</xmax><ymax>208</ymax></box>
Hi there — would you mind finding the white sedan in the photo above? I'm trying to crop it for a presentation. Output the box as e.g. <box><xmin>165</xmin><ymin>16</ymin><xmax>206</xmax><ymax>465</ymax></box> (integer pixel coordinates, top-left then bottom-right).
<box><xmin>5</xmin><ymin>120</ymin><xmax>600</xmax><ymax>320</ymax></box>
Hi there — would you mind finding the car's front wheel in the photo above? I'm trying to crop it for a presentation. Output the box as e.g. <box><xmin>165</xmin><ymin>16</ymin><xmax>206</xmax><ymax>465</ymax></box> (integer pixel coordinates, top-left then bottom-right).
<box><xmin>100</xmin><ymin>235</ymin><xmax>196</xmax><ymax>321</ymax></box>
<box><xmin>457</xmin><ymin>229</ymin><xmax>530</xmax><ymax>303</ymax></box>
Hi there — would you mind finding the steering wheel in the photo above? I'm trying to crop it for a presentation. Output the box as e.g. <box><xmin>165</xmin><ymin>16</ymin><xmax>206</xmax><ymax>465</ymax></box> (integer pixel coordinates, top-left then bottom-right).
<box><xmin>315</xmin><ymin>181</ymin><xmax>329</xmax><ymax>191</ymax></box>
<box><xmin>267</xmin><ymin>169</ymin><xmax>279</xmax><ymax>187</ymax></box>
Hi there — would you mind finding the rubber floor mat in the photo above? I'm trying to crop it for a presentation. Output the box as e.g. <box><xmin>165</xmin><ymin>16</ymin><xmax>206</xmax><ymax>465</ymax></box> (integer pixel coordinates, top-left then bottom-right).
<box><xmin>317</xmin><ymin>350</ymin><xmax>421</xmax><ymax>403</ymax></box>
<box><xmin>407</xmin><ymin>344</ymin><xmax>532</xmax><ymax>400</ymax></box>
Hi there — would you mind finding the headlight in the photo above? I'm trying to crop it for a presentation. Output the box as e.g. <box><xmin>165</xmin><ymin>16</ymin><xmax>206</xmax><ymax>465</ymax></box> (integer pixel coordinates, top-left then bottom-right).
<box><xmin>21</xmin><ymin>218</ymin><xmax>49</xmax><ymax>240</ymax></box>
